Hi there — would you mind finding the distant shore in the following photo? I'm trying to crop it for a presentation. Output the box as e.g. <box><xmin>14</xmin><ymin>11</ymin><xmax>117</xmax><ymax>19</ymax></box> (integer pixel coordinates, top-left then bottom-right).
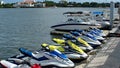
<box><xmin>0</xmin><ymin>1</ymin><xmax>120</xmax><ymax>8</ymax></box>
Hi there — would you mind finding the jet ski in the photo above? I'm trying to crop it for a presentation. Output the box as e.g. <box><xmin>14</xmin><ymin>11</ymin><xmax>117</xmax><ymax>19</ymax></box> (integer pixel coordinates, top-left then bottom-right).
<box><xmin>76</xmin><ymin>29</ymin><xmax>105</xmax><ymax>41</ymax></box>
<box><xmin>62</xmin><ymin>34</ymin><xmax>93</xmax><ymax>52</ymax></box>
<box><xmin>87</xmin><ymin>29</ymin><xmax>105</xmax><ymax>41</ymax></box>
<box><xmin>72</xmin><ymin>30</ymin><xmax>98</xmax><ymax>42</ymax></box>
<box><xmin>0</xmin><ymin>59</ymin><xmax>41</xmax><ymax>68</ymax></box>
<box><xmin>15</xmin><ymin>48</ymin><xmax>74</xmax><ymax>68</ymax></box>
<box><xmin>51</xmin><ymin>38</ymin><xmax>88</xmax><ymax>59</ymax></box>
<box><xmin>71</xmin><ymin>30</ymin><xmax>101</xmax><ymax>49</ymax></box>
<box><xmin>86</xmin><ymin>27</ymin><xmax>105</xmax><ymax>37</ymax></box>
<box><xmin>89</xmin><ymin>27</ymin><xmax>106</xmax><ymax>37</ymax></box>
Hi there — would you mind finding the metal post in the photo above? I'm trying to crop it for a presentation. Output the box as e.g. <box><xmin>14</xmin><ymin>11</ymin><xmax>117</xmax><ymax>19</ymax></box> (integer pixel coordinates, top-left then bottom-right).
<box><xmin>110</xmin><ymin>1</ymin><xmax>114</xmax><ymax>30</ymax></box>
<box><xmin>118</xmin><ymin>3</ymin><xmax>120</xmax><ymax>23</ymax></box>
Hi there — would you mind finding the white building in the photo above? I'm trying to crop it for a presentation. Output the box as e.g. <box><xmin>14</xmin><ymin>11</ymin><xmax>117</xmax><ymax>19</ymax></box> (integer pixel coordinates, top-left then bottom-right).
<box><xmin>34</xmin><ymin>2</ymin><xmax>46</xmax><ymax>7</ymax></box>
<box><xmin>0</xmin><ymin>1</ymin><xmax>4</xmax><ymax>4</ymax></box>
<box><xmin>13</xmin><ymin>2</ymin><xmax>46</xmax><ymax>8</ymax></box>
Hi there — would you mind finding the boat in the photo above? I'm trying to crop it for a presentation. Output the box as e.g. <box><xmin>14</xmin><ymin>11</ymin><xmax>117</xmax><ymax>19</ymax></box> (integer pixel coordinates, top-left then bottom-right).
<box><xmin>51</xmin><ymin>23</ymin><xmax>101</xmax><ymax>31</ymax></box>
<box><xmin>51</xmin><ymin>11</ymin><xmax>101</xmax><ymax>32</ymax></box>
<box><xmin>92</xmin><ymin>11</ymin><xmax>111</xmax><ymax>29</ymax></box>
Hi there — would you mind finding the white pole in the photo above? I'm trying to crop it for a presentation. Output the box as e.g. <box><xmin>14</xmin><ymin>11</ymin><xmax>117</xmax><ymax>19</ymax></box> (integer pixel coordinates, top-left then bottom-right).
<box><xmin>118</xmin><ymin>3</ymin><xmax>120</xmax><ymax>22</ymax></box>
<box><xmin>110</xmin><ymin>1</ymin><xmax>114</xmax><ymax>30</ymax></box>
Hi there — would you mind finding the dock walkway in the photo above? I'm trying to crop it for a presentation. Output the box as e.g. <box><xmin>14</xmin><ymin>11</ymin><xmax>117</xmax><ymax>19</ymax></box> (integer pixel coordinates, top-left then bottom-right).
<box><xmin>86</xmin><ymin>37</ymin><xmax>120</xmax><ymax>68</ymax></box>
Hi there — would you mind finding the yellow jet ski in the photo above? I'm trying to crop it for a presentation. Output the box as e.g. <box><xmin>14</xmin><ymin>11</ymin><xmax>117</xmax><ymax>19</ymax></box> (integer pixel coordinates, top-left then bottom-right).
<box><xmin>53</xmin><ymin>37</ymin><xmax>93</xmax><ymax>52</ymax></box>
<box><xmin>41</xmin><ymin>41</ymin><xmax>88</xmax><ymax>60</ymax></box>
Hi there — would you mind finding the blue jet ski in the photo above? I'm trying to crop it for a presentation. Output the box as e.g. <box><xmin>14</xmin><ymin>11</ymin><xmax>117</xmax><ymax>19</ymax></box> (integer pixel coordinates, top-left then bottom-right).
<box><xmin>15</xmin><ymin>48</ymin><xmax>75</xmax><ymax>68</ymax></box>
<box><xmin>88</xmin><ymin>30</ymin><xmax>105</xmax><ymax>41</ymax></box>
<box><xmin>71</xmin><ymin>30</ymin><xmax>101</xmax><ymax>49</ymax></box>
<box><xmin>89</xmin><ymin>27</ymin><xmax>105</xmax><ymax>37</ymax></box>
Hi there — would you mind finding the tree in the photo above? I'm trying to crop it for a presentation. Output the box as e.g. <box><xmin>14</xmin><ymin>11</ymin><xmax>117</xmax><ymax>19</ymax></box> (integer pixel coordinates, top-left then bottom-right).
<box><xmin>99</xmin><ymin>3</ymin><xmax>106</xmax><ymax>7</ymax></box>
<box><xmin>2</xmin><ymin>3</ymin><xmax>13</xmax><ymax>8</ymax></box>
<box><xmin>0</xmin><ymin>4</ymin><xmax>2</xmax><ymax>8</ymax></box>
<box><xmin>115</xmin><ymin>2</ymin><xmax>120</xmax><ymax>8</ymax></box>
<box><xmin>68</xmin><ymin>2</ymin><xmax>81</xmax><ymax>7</ymax></box>
<box><xmin>82</xmin><ymin>2</ymin><xmax>90</xmax><ymax>7</ymax></box>
<box><xmin>105</xmin><ymin>3</ymin><xmax>110</xmax><ymax>7</ymax></box>
<box><xmin>44</xmin><ymin>1</ymin><xmax>55</xmax><ymax>7</ymax></box>
<box><xmin>90</xmin><ymin>2</ymin><xmax>98</xmax><ymax>7</ymax></box>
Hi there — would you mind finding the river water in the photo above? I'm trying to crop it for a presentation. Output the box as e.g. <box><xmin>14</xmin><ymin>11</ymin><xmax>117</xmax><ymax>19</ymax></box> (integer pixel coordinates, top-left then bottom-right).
<box><xmin>0</xmin><ymin>7</ymin><xmax>118</xmax><ymax>59</ymax></box>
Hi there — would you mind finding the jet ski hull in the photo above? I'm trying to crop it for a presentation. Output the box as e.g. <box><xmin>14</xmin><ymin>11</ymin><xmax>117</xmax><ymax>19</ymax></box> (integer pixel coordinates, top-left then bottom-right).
<box><xmin>18</xmin><ymin>48</ymin><xmax>75</xmax><ymax>68</ymax></box>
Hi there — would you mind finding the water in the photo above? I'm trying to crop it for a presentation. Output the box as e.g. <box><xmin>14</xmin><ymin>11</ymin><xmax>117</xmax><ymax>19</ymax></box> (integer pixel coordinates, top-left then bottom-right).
<box><xmin>0</xmin><ymin>8</ymin><xmax>118</xmax><ymax>59</ymax></box>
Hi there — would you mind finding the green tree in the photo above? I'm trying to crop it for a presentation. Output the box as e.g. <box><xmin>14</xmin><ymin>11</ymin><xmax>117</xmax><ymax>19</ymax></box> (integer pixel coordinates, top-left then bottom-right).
<box><xmin>76</xmin><ymin>3</ymin><xmax>82</xmax><ymax>7</ymax></box>
<box><xmin>0</xmin><ymin>3</ymin><xmax>3</xmax><ymax>8</ymax></box>
<box><xmin>99</xmin><ymin>3</ymin><xmax>107</xmax><ymax>7</ymax></box>
<box><xmin>82</xmin><ymin>2</ymin><xmax>90</xmax><ymax>7</ymax></box>
<box><xmin>90</xmin><ymin>2</ymin><xmax>98</xmax><ymax>7</ymax></box>
<box><xmin>68</xmin><ymin>2</ymin><xmax>81</xmax><ymax>7</ymax></box>
<box><xmin>61</xmin><ymin>1</ymin><xmax>67</xmax><ymax>7</ymax></box>
<box><xmin>0</xmin><ymin>4</ymin><xmax>2</xmax><ymax>8</ymax></box>
<box><xmin>44</xmin><ymin>1</ymin><xmax>55</xmax><ymax>7</ymax></box>
<box><xmin>105</xmin><ymin>3</ymin><xmax>110</xmax><ymax>7</ymax></box>
<box><xmin>2</xmin><ymin>3</ymin><xmax>13</xmax><ymax>8</ymax></box>
<box><xmin>115</xmin><ymin>2</ymin><xmax>119</xmax><ymax>8</ymax></box>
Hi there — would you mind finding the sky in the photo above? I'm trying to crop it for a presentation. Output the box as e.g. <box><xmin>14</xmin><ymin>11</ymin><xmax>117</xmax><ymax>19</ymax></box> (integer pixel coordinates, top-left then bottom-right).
<box><xmin>1</xmin><ymin>0</ymin><xmax>120</xmax><ymax>3</ymax></box>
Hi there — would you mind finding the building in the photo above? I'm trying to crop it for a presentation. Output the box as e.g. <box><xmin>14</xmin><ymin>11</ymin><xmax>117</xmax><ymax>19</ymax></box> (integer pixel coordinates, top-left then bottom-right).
<box><xmin>0</xmin><ymin>1</ymin><xmax>4</xmax><ymax>4</ymax></box>
<box><xmin>23</xmin><ymin>0</ymin><xmax>35</xmax><ymax>4</ymax></box>
<box><xmin>34</xmin><ymin>2</ymin><xmax>46</xmax><ymax>8</ymax></box>
<box><xmin>13</xmin><ymin>2</ymin><xmax>34</xmax><ymax>8</ymax></box>
<box><xmin>13</xmin><ymin>0</ymin><xmax>35</xmax><ymax>7</ymax></box>
<box><xmin>13</xmin><ymin>0</ymin><xmax>46</xmax><ymax>8</ymax></box>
